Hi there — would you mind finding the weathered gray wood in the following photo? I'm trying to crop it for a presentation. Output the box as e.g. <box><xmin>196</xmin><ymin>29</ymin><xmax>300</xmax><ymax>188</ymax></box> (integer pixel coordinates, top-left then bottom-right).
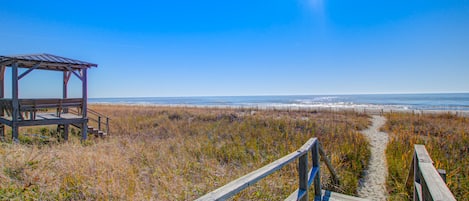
<box><xmin>81</xmin><ymin>69</ymin><xmax>88</xmax><ymax>141</ymax></box>
<box><xmin>0</xmin><ymin>65</ymin><xmax>5</xmax><ymax>96</ymax></box>
<box><xmin>0</xmin><ymin>54</ymin><xmax>98</xmax><ymax>143</ymax></box>
<box><xmin>65</xmin><ymin>65</ymin><xmax>84</xmax><ymax>81</ymax></box>
<box><xmin>414</xmin><ymin>145</ymin><xmax>433</xmax><ymax>163</ymax></box>
<box><xmin>12</xmin><ymin>63</ymin><xmax>19</xmax><ymax>142</ymax></box>
<box><xmin>196</xmin><ymin>151</ymin><xmax>303</xmax><ymax>201</ymax></box>
<box><xmin>411</xmin><ymin>145</ymin><xmax>456</xmax><ymax>201</ymax></box>
<box><xmin>286</xmin><ymin>190</ymin><xmax>369</xmax><ymax>201</ymax></box>
<box><xmin>0</xmin><ymin>66</ymin><xmax>5</xmax><ymax>141</ymax></box>
<box><xmin>312</xmin><ymin>143</ymin><xmax>322</xmax><ymax>200</ymax></box>
<box><xmin>18</xmin><ymin>62</ymin><xmax>41</xmax><ymax>80</ymax></box>
<box><xmin>298</xmin><ymin>137</ymin><xmax>316</xmax><ymax>153</ymax></box>
<box><xmin>196</xmin><ymin>138</ymin><xmax>322</xmax><ymax>201</ymax></box>
<box><xmin>298</xmin><ymin>153</ymin><xmax>308</xmax><ymax>201</ymax></box>
<box><xmin>63</xmin><ymin>71</ymin><xmax>70</xmax><ymax>113</ymax></box>
<box><xmin>414</xmin><ymin>182</ymin><xmax>423</xmax><ymax>201</ymax></box>
<box><xmin>18</xmin><ymin>118</ymin><xmax>85</xmax><ymax>127</ymax></box>
<box><xmin>419</xmin><ymin>163</ymin><xmax>455</xmax><ymax>201</ymax></box>
<box><xmin>106</xmin><ymin>117</ymin><xmax>110</xmax><ymax>135</ymax></box>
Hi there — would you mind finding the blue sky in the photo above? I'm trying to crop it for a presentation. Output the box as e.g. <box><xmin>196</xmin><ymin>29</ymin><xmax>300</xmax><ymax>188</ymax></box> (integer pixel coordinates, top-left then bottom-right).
<box><xmin>1</xmin><ymin>0</ymin><xmax>468</xmax><ymax>98</ymax></box>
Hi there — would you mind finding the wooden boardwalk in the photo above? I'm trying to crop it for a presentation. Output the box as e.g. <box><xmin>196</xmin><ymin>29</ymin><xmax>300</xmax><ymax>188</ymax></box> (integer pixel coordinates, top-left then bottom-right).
<box><xmin>197</xmin><ymin>138</ymin><xmax>456</xmax><ymax>201</ymax></box>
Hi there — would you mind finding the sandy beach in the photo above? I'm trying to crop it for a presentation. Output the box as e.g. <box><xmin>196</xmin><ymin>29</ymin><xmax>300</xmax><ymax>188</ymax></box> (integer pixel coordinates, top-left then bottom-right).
<box><xmin>357</xmin><ymin>115</ymin><xmax>389</xmax><ymax>200</ymax></box>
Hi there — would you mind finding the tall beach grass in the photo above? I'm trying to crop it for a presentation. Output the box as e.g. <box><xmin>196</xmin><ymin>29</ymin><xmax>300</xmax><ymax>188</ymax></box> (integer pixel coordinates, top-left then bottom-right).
<box><xmin>383</xmin><ymin>112</ymin><xmax>468</xmax><ymax>200</ymax></box>
<box><xmin>1</xmin><ymin>105</ymin><xmax>370</xmax><ymax>200</ymax></box>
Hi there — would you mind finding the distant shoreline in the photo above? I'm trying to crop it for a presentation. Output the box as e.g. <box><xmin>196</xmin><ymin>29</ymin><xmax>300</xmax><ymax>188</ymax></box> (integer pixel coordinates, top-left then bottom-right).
<box><xmin>89</xmin><ymin>103</ymin><xmax>469</xmax><ymax>117</ymax></box>
<box><xmin>89</xmin><ymin>93</ymin><xmax>469</xmax><ymax>113</ymax></box>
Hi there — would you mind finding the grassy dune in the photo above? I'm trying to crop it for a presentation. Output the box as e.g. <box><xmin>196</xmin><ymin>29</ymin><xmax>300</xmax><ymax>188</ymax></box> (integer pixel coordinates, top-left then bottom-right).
<box><xmin>0</xmin><ymin>105</ymin><xmax>370</xmax><ymax>200</ymax></box>
<box><xmin>383</xmin><ymin>112</ymin><xmax>469</xmax><ymax>200</ymax></box>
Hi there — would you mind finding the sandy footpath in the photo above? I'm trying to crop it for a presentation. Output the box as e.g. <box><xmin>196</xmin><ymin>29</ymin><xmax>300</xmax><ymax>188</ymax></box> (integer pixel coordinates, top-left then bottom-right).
<box><xmin>357</xmin><ymin>115</ymin><xmax>389</xmax><ymax>201</ymax></box>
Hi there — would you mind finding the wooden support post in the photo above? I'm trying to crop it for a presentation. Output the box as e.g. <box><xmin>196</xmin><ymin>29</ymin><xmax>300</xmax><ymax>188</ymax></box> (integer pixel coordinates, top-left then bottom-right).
<box><xmin>413</xmin><ymin>152</ymin><xmax>419</xmax><ymax>201</ymax></box>
<box><xmin>319</xmin><ymin>143</ymin><xmax>340</xmax><ymax>185</ymax></box>
<box><xmin>63</xmin><ymin>71</ymin><xmax>71</xmax><ymax>113</ymax></box>
<box><xmin>62</xmin><ymin>71</ymin><xmax>71</xmax><ymax>141</ymax></box>
<box><xmin>106</xmin><ymin>117</ymin><xmax>110</xmax><ymax>134</ymax></box>
<box><xmin>312</xmin><ymin>142</ymin><xmax>322</xmax><ymax>201</ymax></box>
<box><xmin>0</xmin><ymin>65</ymin><xmax>5</xmax><ymax>141</ymax></box>
<box><xmin>98</xmin><ymin>116</ymin><xmax>101</xmax><ymax>131</ymax></box>
<box><xmin>81</xmin><ymin>69</ymin><xmax>88</xmax><ymax>141</ymax></box>
<box><xmin>12</xmin><ymin>63</ymin><xmax>20</xmax><ymax>142</ymax></box>
<box><xmin>298</xmin><ymin>152</ymin><xmax>308</xmax><ymax>201</ymax></box>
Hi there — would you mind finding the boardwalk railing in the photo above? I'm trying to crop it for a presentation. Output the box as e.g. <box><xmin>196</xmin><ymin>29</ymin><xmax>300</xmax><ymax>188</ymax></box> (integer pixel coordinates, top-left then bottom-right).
<box><xmin>406</xmin><ymin>145</ymin><xmax>456</xmax><ymax>201</ymax></box>
<box><xmin>197</xmin><ymin>138</ymin><xmax>339</xmax><ymax>201</ymax></box>
<box><xmin>70</xmin><ymin>108</ymin><xmax>111</xmax><ymax>135</ymax></box>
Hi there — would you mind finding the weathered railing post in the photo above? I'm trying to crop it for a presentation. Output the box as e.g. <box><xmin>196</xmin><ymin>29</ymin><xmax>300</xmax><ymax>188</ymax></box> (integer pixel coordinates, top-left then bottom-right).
<box><xmin>312</xmin><ymin>142</ymin><xmax>321</xmax><ymax>200</ymax></box>
<box><xmin>98</xmin><ymin>116</ymin><xmax>101</xmax><ymax>131</ymax></box>
<box><xmin>106</xmin><ymin>117</ymin><xmax>110</xmax><ymax>134</ymax></box>
<box><xmin>298</xmin><ymin>152</ymin><xmax>308</xmax><ymax>201</ymax></box>
<box><xmin>409</xmin><ymin>145</ymin><xmax>456</xmax><ymax>201</ymax></box>
<box><xmin>413</xmin><ymin>152</ymin><xmax>419</xmax><ymax>201</ymax></box>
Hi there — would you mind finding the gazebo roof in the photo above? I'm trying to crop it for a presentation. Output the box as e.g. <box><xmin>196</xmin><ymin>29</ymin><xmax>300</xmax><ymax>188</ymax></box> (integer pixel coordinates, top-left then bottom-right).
<box><xmin>0</xmin><ymin>53</ymin><xmax>97</xmax><ymax>71</ymax></box>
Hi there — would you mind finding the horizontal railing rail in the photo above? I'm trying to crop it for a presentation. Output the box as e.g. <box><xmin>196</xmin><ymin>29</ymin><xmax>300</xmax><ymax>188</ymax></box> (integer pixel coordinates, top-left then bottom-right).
<box><xmin>0</xmin><ymin>98</ymin><xmax>83</xmax><ymax>120</ymax></box>
<box><xmin>69</xmin><ymin>108</ymin><xmax>111</xmax><ymax>135</ymax></box>
<box><xmin>406</xmin><ymin>145</ymin><xmax>456</xmax><ymax>201</ymax></box>
<box><xmin>197</xmin><ymin>138</ymin><xmax>337</xmax><ymax>201</ymax></box>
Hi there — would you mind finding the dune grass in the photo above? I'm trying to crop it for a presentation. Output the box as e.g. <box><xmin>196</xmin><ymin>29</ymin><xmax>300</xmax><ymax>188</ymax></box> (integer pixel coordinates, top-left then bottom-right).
<box><xmin>1</xmin><ymin>105</ymin><xmax>370</xmax><ymax>200</ymax></box>
<box><xmin>383</xmin><ymin>112</ymin><xmax>469</xmax><ymax>200</ymax></box>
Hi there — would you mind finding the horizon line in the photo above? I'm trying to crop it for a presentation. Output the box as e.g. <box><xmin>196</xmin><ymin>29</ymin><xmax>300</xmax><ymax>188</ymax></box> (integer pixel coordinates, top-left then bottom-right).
<box><xmin>89</xmin><ymin>91</ymin><xmax>469</xmax><ymax>99</ymax></box>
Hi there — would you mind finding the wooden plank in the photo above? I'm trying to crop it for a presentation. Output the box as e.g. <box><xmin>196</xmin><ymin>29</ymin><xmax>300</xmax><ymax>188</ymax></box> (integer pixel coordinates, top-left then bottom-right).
<box><xmin>18</xmin><ymin>62</ymin><xmax>41</xmax><ymax>80</ymax></box>
<box><xmin>419</xmin><ymin>163</ymin><xmax>456</xmax><ymax>201</ymax></box>
<box><xmin>297</xmin><ymin>138</ymin><xmax>317</xmax><ymax>154</ymax></box>
<box><xmin>414</xmin><ymin>182</ymin><xmax>422</xmax><ymax>201</ymax></box>
<box><xmin>17</xmin><ymin>118</ymin><xmax>85</xmax><ymax>127</ymax></box>
<box><xmin>286</xmin><ymin>190</ymin><xmax>369</xmax><ymax>201</ymax></box>
<box><xmin>196</xmin><ymin>151</ymin><xmax>303</xmax><ymax>201</ymax></box>
<box><xmin>414</xmin><ymin>145</ymin><xmax>433</xmax><ymax>163</ymax></box>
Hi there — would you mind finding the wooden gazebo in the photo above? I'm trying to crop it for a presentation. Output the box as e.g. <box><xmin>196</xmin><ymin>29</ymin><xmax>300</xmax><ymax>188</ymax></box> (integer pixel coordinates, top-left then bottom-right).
<box><xmin>0</xmin><ymin>53</ymin><xmax>103</xmax><ymax>142</ymax></box>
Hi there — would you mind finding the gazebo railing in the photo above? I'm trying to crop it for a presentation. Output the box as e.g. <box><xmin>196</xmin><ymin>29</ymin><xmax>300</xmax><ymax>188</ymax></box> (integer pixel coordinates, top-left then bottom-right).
<box><xmin>0</xmin><ymin>98</ymin><xmax>83</xmax><ymax>120</ymax></box>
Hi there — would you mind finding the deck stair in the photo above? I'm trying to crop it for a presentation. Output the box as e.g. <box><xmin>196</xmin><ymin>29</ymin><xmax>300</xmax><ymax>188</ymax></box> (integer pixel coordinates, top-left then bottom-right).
<box><xmin>69</xmin><ymin>108</ymin><xmax>110</xmax><ymax>138</ymax></box>
<box><xmin>69</xmin><ymin>124</ymin><xmax>107</xmax><ymax>137</ymax></box>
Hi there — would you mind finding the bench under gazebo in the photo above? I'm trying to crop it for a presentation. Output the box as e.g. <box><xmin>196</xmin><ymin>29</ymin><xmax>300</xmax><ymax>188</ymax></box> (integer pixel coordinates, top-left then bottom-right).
<box><xmin>0</xmin><ymin>53</ymin><xmax>108</xmax><ymax>142</ymax></box>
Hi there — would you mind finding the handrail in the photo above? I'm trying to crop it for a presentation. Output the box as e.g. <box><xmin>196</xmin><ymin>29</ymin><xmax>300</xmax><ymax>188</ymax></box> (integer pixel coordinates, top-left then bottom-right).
<box><xmin>87</xmin><ymin>108</ymin><xmax>111</xmax><ymax>120</ymax></box>
<box><xmin>69</xmin><ymin>108</ymin><xmax>111</xmax><ymax>135</ymax></box>
<box><xmin>197</xmin><ymin>138</ymin><xmax>333</xmax><ymax>201</ymax></box>
<box><xmin>405</xmin><ymin>145</ymin><xmax>456</xmax><ymax>201</ymax></box>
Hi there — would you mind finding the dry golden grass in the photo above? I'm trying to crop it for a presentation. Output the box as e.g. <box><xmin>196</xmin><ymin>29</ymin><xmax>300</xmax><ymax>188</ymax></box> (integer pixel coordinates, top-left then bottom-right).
<box><xmin>383</xmin><ymin>112</ymin><xmax>469</xmax><ymax>200</ymax></box>
<box><xmin>1</xmin><ymin>105</ymin><xmax>370</xmax><ymax>200</ymax></box>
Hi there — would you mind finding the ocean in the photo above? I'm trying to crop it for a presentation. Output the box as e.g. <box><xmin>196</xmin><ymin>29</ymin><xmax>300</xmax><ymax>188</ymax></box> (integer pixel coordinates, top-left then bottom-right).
<box><xmin>89</xmin><ymin>93</ymin><xmax>469</xmax><ymax>111</ymax></box>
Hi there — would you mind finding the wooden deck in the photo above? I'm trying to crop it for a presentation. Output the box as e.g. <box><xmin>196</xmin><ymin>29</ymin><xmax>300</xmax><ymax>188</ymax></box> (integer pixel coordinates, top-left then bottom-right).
<box><xmin>0</xmin><ymin>112</ymin><xmax>84</xmax><ymax>127</ymax></box>
<box><xmin>285</xmin><ymin>190</ymin><xmax>369</xmax><ymax>201</ymax></box>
